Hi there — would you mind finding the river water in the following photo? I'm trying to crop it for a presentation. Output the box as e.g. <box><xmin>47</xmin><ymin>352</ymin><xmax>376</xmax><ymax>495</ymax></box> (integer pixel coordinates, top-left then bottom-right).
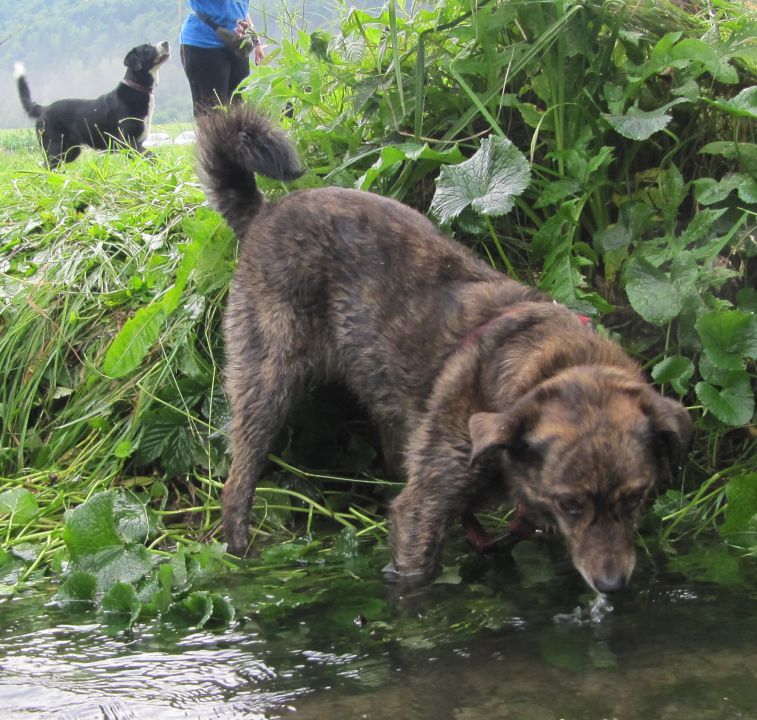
<box><xmin>1</xmin><ymin>537</ymin><xmax>755</xmax><ymax>719</ymax></box>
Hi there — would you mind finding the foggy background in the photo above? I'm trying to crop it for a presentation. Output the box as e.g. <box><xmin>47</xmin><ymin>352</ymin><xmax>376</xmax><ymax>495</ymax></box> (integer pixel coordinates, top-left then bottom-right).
<box><xmin>0</xmin><ymin>0</ymin><xmax>380</xmax><ymax>129</ymax></box>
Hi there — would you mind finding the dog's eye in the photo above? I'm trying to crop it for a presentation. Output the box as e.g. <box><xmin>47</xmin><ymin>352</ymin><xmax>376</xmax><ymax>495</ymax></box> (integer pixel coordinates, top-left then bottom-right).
<box><xmin>623</xmin><ymin>490</ymin><xmax>646</xmax><ymax>511</ymax></box>
<box><xmin>555</xmin><ymin>495</ymin><xmax>585</xmax><ymax>518</ymax></box>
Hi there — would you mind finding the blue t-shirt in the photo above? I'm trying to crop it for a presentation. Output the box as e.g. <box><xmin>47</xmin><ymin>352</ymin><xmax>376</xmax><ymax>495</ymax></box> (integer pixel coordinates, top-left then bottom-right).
<box><xmin>180</xmin><ymin>0</ymin><xmax>249</xmax><ymax>49</ymax></box>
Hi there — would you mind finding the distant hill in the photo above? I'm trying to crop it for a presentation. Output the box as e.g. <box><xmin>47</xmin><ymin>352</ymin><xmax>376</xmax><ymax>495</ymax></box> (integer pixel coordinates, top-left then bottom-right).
<box><xmin>0</xmin><ymin>0</ymin><xmax>379</xmax><ymax>128</ymax></box>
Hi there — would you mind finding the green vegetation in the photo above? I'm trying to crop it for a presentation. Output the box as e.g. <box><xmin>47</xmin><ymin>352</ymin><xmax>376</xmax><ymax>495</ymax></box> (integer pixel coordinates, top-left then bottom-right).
<box><xmin>1</xmin><ymin>0</ymin><xmax>755</xmax><ymax>627</ymax></box>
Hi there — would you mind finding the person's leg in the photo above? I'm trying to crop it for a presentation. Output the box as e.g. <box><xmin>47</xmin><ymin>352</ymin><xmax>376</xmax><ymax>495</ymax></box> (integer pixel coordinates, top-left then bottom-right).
<box><xmin>180</xmin><ymin>44</ymin><xmax>233</xmax><ymax>117</ymax></box>
<box><xmin>228</xmin><ymin>51</ymin><xmax>251</xmax><ymax>106</ymax></box>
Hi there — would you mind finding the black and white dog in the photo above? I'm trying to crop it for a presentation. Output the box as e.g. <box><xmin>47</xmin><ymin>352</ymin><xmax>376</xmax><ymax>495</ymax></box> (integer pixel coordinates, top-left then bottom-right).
<box><xmin>15</xmin><ymin>41</ymin><xmax>170</xmax><ymax>168</ymax></box>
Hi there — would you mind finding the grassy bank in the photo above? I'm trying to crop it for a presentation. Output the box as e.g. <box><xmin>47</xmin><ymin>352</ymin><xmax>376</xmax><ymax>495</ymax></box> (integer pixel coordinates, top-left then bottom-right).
<box><xmin>1</xmin><ymin>0</ymin><xmax>755</xmax><ymax>624</ymax></box>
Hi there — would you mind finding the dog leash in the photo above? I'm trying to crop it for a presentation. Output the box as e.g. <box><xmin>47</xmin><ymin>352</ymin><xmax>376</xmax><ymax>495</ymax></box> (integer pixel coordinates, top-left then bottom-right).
<box><xmin>463</xmin><ymin>506</ymin><xmax>540</xmax><ymax>553</ymax></box>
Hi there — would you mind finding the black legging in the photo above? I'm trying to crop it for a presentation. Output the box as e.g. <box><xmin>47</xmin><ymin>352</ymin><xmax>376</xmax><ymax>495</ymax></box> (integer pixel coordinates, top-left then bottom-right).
<box><xmin>180</xmin><ymin>44</ymin><xmax>250</xmax><ymax>118</ymax></box>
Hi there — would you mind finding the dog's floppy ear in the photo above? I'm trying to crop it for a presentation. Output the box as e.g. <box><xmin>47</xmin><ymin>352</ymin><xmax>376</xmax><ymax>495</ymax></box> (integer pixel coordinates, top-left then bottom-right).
<box><xmin>124</xmin><ymin>49</ymin><xmax>142</xmax><ymax>71</ymax></box>
<box><xmin>469</xmin><ymin>395</ymin><xmax>546</xmax><ymax>466</ymax></box>
<box><xmin>468</xmin><ymin>412</ymin><xmax>511</xmax><ymax>465</ymax></box>
<box><xmin>640</xmin><ymin>390</ymin><xmax>693</xmax><ymax>474</ymax></box>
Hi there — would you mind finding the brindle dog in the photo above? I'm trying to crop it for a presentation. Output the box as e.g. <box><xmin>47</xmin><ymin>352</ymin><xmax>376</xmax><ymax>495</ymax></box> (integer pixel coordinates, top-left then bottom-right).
<box><xmin>196</xmin><ymin>106</ymin><xmax>692</xmax><ymax>593</ymax></box>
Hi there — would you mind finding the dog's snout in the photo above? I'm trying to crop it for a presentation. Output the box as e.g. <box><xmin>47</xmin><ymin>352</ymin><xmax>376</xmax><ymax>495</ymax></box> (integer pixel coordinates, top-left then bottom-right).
<box><xmin>157</xmin><ymin>40</ymin><xmax>170</xmax><ymax>54</ymax></box>
<box><xmin>593</xmin><ymin>572</ymin><xmax>626</xmax><ymax>593</ymax></box>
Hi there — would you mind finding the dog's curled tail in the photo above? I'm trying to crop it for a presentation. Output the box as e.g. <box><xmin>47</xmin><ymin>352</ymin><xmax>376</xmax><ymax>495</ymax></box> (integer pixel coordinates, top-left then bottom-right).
<box><xmin>14</xmin><ymin>63</ymin><xmax>43</xmax><ymax>120</ymax></box>
<box><xmin>196</xmin><ymin>106</ymin><xmax>304</xmax><ymax>238</ymax></box>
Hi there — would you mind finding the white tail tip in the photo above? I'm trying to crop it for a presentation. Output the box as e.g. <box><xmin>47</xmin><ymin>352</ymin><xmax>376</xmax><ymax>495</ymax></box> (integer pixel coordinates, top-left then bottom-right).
<box><xmin>13</xmin><ymin>62</ymin><xmax>26</xmax><ymax>80</ymax></box>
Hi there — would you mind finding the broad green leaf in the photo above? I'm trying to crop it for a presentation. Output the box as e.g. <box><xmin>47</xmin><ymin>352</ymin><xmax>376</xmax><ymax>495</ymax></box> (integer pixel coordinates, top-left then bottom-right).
<box><xmin>706</xmin><ymin>86</ymin><xmax>757</xmax><ymax>119</ymax></box>
<box><xmin>137</xmin><ymin>407</ymin><xmax>197</xmax><ymax>476</ymax></box>
<box><xmin>603</xmin><ymin>99</ymin><xmax>688</xmax><ymax>141</ymax></box>
<box><xmin>62</xmin><ymin>490</ymin><xmax>150</xmax><ymax>561</ymax></box>
<box><xmin>0</xmin><ymin>488</ymin><xmax>39</xmax><ymax>527</ymax></box>
<box><xmin>161</xmin><ymin>424</ymin><xmax>197</xmax><ymax>476</ymax></box>
<box><xmin>320</xmin><ymin>588</ymin><xmax>388</xmax><ymax>627</ymax></box>
<box><xmin>720</xmin><ymin>474</ymin><xmax>757</xmax><ymax>547</ymax></box>
<box><xmin>0</xmin><ymin>549</ymin><xmax>25</xmax><ymax>586</ymax></box>
<box><xmin>539</xmin><ymin>249</ymin><xmax>585</xmax><ymax>306</ymax></box>
<box><xmin>207</xmin><ymin>593</ymin><xmax>235</xmax><ymax>625</ymax></box>
<box><xmin>181</xmin><ymin>591</ymin><xmax>214</xmax><ymax>628</ymax></box>
<box><xmin>696</xmin><ymin>310</ymin><xmax>757</xmax><ymax>370</ymax></box>
<box><xmin>650</xmin><ymin>31</ymin><xmax>684</xmax><ymax>65</ymax></box>
<box><xmin>699</xmin><ymin>140</ymin><xmax>757</xmax><ymax>161</ymax></box>
<box><xmin>695</xmin><ymin>373</ymin><xmax>754</xmax><ymax>426</ymax></box>
<box><xmin>651</xmin><ymin>356</ymin><xmax>694</xmax><ymax>395</ymax></box>
<box><xmin>624</xmin><ymin>257</ymin><xmax>682</xmax><ymax>325</ymax></box>
<box><xmin>56</xmin><ymin>570</ymin><xmax>97</xmax><ymax>604</ymax></box>
<box><xmin>668</xmin><ymin>544</ymin><xmax>744</xmax><ymax>585</ymax></box>
<box><xmin>63</xmin><ymin>491</ymin><xmax>123</xmax><ymax>561</ymax></box>
<box><xmin>171</xmin><ymin>543</ymin><xmax>228</xmax><ymax>591</ymax></box>
<box><xmin>113</xmin><ymin>440</ymin><xmax>133</xmax><ymax>459</ymax></box>
<box><xmin>668</xmin><ymin>38</ymin><xmax>721</xmax><ymax>76</ymax></box>
<box><xmin>144</xmin><ymin>562</ymin><xmax>174</xmax><ymax>615</ymax></box>
<box><xmin>698</xmin><ymin>354</ymin><xmax>731</xmax><ymax>386</ymax></box>
<box><xmin>594</xmin><ymin>224</ymin><xmax>631</xmax><ymax>253</ymax></box>
<box><xmin>112</xmin><ymin>492</ymin><xmax>151</xmax><ymax>545</ymax></box>
<box><xmin>659</xmin><ymin>164</ymin><xmax>687</xmax><ymax>229</ymax></box>
<box><xmin>76</xmin><ymin>546</ymin><xmax>154</xmax><ymax>594</ymax></box>
<box><xmin>695</xmin><ymin>173</ymin><xmax>757</xmax><ymax>205</ymax></box>
<box><xmin>101</xmin><ymin>302</ymin><xmax>165</xmax><ymax>378</ymax></box>
<box><xmin>182</xmin><ymin>213</ymin><xmax>236</xmax><ymax>295</ymax></box>
<box><xmin>430</xmin><ymin>135</ymin><xmax>530</xmax><ymax>224</ymax></box>
<box><xmin>261</xmin><ymin>539</ymin><xmax>320</xmax><ymax>564</ymax></box>
<box><xmin>678</xmin><ymin>208</ymin><xmax>727</xmax><ymax>248</ymax></box>
<box><xmin>357</xmin><ymin>143</ymin><xmax>464</xmax><ymax>191</ymax></box>
<box><xmin>101</xmin><ymin>210</ymin><xmax>233</xmax><ymax>379</ymax></box>
<box><xmin>100</xmin><ymin>582</ymin><xmax>143</xmax><ymax>626</ymax></box>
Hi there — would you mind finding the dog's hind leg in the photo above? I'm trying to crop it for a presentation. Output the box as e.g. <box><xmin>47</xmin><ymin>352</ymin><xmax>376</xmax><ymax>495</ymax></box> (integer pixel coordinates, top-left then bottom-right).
<box><xmin>222</xmin><ymin>345</ymin><xmax>305</xmax><ymax>556</ymax></box>
<box><xmin>40</xmin><ymin>130</ymin><xmax>80</xmax><ymax>168</ymax></box>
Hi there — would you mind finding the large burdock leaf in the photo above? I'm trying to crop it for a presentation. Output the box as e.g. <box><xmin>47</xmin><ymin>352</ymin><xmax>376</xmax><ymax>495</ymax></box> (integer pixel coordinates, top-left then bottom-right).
<box><xmin>603</xmin><ymin>98</ymin><xmax>688</xmax><ymax>141</ymax></box>
<box><xmin>430</xmin><ymin>136</ymin><xmax>530</xmax><ymax>224</ymax></box>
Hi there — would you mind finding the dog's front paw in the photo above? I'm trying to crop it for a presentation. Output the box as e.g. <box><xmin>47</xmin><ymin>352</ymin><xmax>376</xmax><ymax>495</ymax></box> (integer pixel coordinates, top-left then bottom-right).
<box><xmin>382</xmin><ymin>561</ymin><xmax>437</xmax><ymax>585</ymax></box>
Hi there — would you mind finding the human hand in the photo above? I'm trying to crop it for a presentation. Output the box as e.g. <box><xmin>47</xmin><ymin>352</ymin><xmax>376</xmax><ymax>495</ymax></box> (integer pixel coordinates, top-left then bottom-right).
<box><xmin>235</xmin><ymin>14</ymin><xmax>253</xmax><ymax>37</ymax></box>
